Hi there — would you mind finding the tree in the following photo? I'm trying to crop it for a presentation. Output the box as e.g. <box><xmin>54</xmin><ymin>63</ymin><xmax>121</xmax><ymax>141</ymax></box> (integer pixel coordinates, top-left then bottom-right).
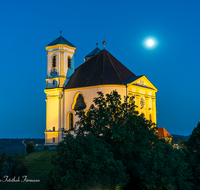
<box><xmin>0</xmin><ymin>152</ymin><xmax>6</xmax><ymax>170</ymax></box>
<box><xmin>178</xmin><ymin>138</ymin><xmax>186</xmax><ymax>149</ymax></box>
<box><xmin>26</xmin><ymin>141</ymin><xmax>34</xmax><ymax>153</ymax></box>
<box><xmin>0</xmin><ymin>153</ymin><xmax>28</xmax><ymax>178</ymax></box>
<box><xmin>138</xmin><ymin>142</ymin><xmax>192</xmax><ymax>190</ymax></box>
<box><xmin>76</xmin><ymin>91</ymin><xmax>159</xmax><ymax>189</ymax></box>
<box><xmin>186</xmin><ymin>122</ymin><xmax>200</xmax><ymax>189</ymax></box>
<box><xmin>187</xmin><ymin>122</ymin><xmax>200</xmax><ymax>154</ymax></box>
<box><xmin>46</xmin><ymin>133</ymin><xmax>128</xmax><ymax>190</ymax></box>
<box><xmin>47</xmin><ymin>90</ymin><xmax>192</xmax><ymax>189</ymax></box>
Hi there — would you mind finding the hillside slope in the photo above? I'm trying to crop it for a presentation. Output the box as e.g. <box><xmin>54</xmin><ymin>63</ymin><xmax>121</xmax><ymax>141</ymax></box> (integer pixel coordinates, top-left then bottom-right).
<box><xmin>0</xmin><ymin>138</ymin><xmax>45</xmax><ymax>155</ymax></box>
<box><xmin>0</xmin><ymin>150</ymin><xmax>56</xmax><ymax>190</ymax></box>
<box><xmin>171</xmin><ymin>134</ymin><xmax>190</xmax><ymax>144</ymax></box>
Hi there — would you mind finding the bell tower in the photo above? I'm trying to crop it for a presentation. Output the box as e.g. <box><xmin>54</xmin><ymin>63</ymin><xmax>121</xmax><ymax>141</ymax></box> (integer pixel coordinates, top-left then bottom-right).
<box><xmin>44</xmin><ymin>33</ymin><xmax>76</xmax><ymax>145</ymax></box>
<box><xmin>45</xmin><ymin>32</ymin><xmax>76</xmax><ymax>88</ymax></box>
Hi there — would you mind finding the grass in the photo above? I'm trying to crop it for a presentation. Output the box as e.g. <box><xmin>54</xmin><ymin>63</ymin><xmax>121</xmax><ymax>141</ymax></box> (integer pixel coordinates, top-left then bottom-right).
<box><xmin>0</xmin><ymin>150</ymin><xmax>56</xmax><ymax>190</ymax></box>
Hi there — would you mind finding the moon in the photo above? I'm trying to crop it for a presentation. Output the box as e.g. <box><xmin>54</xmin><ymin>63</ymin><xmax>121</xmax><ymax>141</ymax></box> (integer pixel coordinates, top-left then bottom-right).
<box><xmin>142</xmin><ymin>36</ymin><xmax>158</xmax><ymax>50</ymax></box>
<box><xmin>147</xmin><ymin>39</ymin><xmax>154</xmax><ymax>46</ymax></box>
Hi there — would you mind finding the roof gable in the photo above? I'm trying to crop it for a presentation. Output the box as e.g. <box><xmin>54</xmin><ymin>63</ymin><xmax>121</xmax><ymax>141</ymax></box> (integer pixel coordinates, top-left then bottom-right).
<box><xmin>124</xmin><ymin>75</ymin><xmax>157</xmax><ymax>91</ymax></box>
<box><xmin>65</xmin><ymin>50</ymin><xmax>136</xmax><ymax>89</ymax></box>
<box><xmin>158</xmin><ymin>127</ymin><xmax>173</xmax><ymax>138</ymax></box>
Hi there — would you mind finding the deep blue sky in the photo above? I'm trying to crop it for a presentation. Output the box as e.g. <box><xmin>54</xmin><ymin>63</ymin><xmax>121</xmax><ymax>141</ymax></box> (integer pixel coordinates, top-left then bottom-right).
<box><xmin>1</xmin><ymin>0</ymin><xmax>199</xmax><ymax>138</ymax></box>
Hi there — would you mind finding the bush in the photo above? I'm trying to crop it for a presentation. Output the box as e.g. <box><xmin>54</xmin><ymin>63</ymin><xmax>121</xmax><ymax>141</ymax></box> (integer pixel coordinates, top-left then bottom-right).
<box><xmin>0</xmin><ymin>153</ymin><xmax>28</xmax><ymax>178</ymax></box>
<box><xmin>26</xmin><ymin>141</ymin><xmax>34</xmax><ymax>153</ymax></box>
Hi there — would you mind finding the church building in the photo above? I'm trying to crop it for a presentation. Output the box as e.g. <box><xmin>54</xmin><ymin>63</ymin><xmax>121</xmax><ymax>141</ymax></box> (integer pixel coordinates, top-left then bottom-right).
<box><xmin>44</xmin><ymin>35</ymin><xmax>158</xmax><ymax>145</ymax></box>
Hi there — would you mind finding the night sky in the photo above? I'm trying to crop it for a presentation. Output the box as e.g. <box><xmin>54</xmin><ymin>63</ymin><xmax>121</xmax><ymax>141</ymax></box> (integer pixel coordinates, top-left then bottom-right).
<box><xmin>1</xmin><ymin>0</ymin><xmax>200</xmax><ymax>138</ymax></box>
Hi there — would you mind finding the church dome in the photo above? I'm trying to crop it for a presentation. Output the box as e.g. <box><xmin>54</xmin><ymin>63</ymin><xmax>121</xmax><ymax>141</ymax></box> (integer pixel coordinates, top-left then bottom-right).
<box><xmin>84</xmin><ymin>47</ymin><xmax>101</xmax><ymax>61</ymax></box>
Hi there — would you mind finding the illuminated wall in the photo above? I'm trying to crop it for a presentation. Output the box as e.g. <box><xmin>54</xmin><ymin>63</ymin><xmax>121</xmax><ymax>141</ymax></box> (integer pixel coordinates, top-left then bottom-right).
<box><xmin>44</xmin><ymin>88</ymin><xmax>64</xmax><ymax>145</ymax></box>
<box><xmin>127</xmin><ymin>76</ymin><xmax>157</xmax><ymax>124</ymax></box>
<box><xmin>63</xmin><ymin>85</ymin><xmax>127</xmax><ymax>131</ymax></box>
<box><xmin>45</xmin><ymin>78</ymin><xmax>157</xmax><ymax>145</ymax></box>
<box><xmin>46</xmin><ymin>45</ymin><xmax>76</xmax><ymax>87</ymax></box>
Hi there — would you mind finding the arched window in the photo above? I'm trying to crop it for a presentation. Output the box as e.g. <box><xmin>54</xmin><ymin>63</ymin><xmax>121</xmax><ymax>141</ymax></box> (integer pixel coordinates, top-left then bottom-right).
<box><xmin>69</xmin><ymin>113</ymin><xmax>74</xmax><ymax>130</ymax></box>
<box><xmin>52</xmin><ymin>55</ymin><xmax>56</xmax><ymax>68</ymax></box>
<box><xmin>53</xmin><ymin>137</ymin><xmax>55</xmax><ymax>143</ymax></box>
<box><xmin>74</xmin><ymin>94</ymin><xmax>86</xmax><ymax>111</ymax></box>
<box><xmin>86</xmin><ymin>111</ymin><xmax>90</xmax><ymax>117</ymax></box>
<box><xmin>68</xmin><ymin>57</ymin><xmax>71</xmax><ymax>68</ymax></box>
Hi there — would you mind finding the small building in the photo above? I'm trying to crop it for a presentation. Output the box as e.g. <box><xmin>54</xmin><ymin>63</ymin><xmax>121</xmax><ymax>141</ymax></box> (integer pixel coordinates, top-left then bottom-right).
<box><xmin>158</xmin><ymin>127</ymin><xmax>173</xmax><ymax>144</ymax></box>
<box><xmin>44</xmin><ymin>35</ymin><xmax>158</xmax><ymax>145</ymax></box>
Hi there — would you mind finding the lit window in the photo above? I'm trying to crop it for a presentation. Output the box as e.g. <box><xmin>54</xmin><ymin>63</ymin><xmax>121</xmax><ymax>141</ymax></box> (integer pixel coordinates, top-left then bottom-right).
<box><xmin>69</xmin><ymin>113</ymin><xmax>73</xmax><ymax>130</ymax></box>
<box><xmin>68</xmin><ymin>57</ymin><xmax>71</xmax><ymax>68</ymax></box>
<box><xmin>52</xmin><ymin>56</ymin><xmax>56</xmax><ymax>68</ymax></box>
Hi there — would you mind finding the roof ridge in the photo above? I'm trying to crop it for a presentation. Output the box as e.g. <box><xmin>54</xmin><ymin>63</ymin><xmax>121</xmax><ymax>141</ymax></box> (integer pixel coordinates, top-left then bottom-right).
<box><xmin>102</xmin><ymin>50</ymin><xmax>105</xmax><ymax>84</ymax></box>
<box><xmin>85</xmin><ymin>51</ymin><xmax>103</xmax><ymax>86</ymax></box>
<box><xmin>106</xmin><ymin>50</ymin><xmax>122</xmax><ymax>83</ymax></box>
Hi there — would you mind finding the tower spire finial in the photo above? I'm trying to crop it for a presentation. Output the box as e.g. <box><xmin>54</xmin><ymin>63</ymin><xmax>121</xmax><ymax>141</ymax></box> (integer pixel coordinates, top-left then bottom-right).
<box><xmin>60</xmin><ymin>31</ymin><xmax>62</xmax><ymax>36</ymax></box>
<box><xmin>103</xmin><ymin>37</ymin><xmax>106</xmax><ymax>49</ymax></box>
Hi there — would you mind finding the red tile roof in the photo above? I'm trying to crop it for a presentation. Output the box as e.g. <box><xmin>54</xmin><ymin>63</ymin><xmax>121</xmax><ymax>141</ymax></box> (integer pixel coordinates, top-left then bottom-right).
<box><xmin>158</xmin><ymin>127</ymin><xmax>173</xmax><ymax>138</ymax></box>
<box><xmin>65</xmin><ymin>49</ymin><xmax>136</xmax><ymax>89</ymax></box>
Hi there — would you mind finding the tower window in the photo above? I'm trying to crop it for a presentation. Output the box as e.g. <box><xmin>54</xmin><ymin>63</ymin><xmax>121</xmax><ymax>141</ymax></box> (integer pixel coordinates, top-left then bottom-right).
<box><xmin>69</xmin><ymin>113</ymin><xmax>74</xmax><ymax>130</ymax></box>
<box><xmin>68</xmin><ymin>57</ymin><xmax>71</xmax><ymax>68</ymax></box>
<box><xmin>53</xmin><ymin>127</ymin><xmax>55</xmax><ymax>131</ymax></box>
<box><xmin>53</xmin><ymin>137</ymin><xmax>55</xmax><ymax>143</ymax></box>
<box><xmin>149</xmin><ymin>114</ymin><xmax>152</xmax><ymax>122</ymax></box>
<box><xmin>52</xmin><ymin>55</ymin><xmax>56</xmax><ymax>68</ymax></box>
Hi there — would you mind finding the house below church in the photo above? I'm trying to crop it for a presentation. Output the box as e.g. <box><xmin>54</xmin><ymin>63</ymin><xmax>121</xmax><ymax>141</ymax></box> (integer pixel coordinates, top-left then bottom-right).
<box><xmin>44</xmin><ymin>35</ymin><xmax>158</xmax><ymax>145</ymax></box>
<box><xmin>158</xmin><ymin>127</ymin><xmax>173</xmax><ymax>144</ymax></box>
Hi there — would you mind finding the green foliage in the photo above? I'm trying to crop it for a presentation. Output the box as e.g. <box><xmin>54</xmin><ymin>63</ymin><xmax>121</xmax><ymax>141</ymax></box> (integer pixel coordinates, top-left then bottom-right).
<box><xmin>186</xmin><ymin>122</ymin><xmax>200</xmax><ymax>189</ymax></box>
<box><xmin>170</xmin><ymin>136</ymin><xmax>175</xmax><ymax>145</ymax></box>
<box><xmin>47</xmin><ymin>90</ymin><xmax>192</xmax><ymax>190</ymax></box>
<box><xmin>0</xmin><ymin>150</ymin><xmax>56</xmax><ymax>190</ymax></box>
<box><xmin>0</xmin><ymin>151</ymin><xmax>6</xmax><ymax>171</ymax></box>
<box><xmin>46</xmin><ymin>133</ymin><xmax>128</xmax><ymax>190</ymax></box>
<box><xmin>187</xmin><ymin>122</ymin><xmax>200</xmax><ymax>154</ymax></box>
<box><xmin>44</xmin><ymin>146</ymin><xmax>49</xmax><ymax>150</ymax></box>
<box><xmin>76</xmin><ymin>91</ymin><xmax>160</xmax><ymax>188</ymax></box>
<box><xmin>0</xmin><ymin>152</ymin><xmax>28</xmax><ymax>178</ymax></box>
<box><xmin>139</xmin><ymin>143</ymin><xmax>192</xmax><ymax>190</ymax></box>
<box><xmin>178</xmin><ymin>138</ymin><xmax>186</xmax><ymax>149</ymax></box>
<box><xmin>26</xmin><ymin>141</ymin><xmax>35</xmax><ymax>154</ymax></box>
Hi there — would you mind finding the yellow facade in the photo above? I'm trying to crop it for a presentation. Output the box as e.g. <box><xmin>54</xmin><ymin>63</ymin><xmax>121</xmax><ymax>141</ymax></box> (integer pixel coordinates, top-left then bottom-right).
<box><xmin>127</xmin><ymin>75</ymin><xmax>158</xmax><ymax>124</ymax></box>
<box><xmin>44</xmin><ymin>38</ymin><xmax>157</xmax><ymax>145</ymax></box>
<box><xmin>44</xmin><ymin>83</ymin><xmax>157</xmax><ymax>145</ymax></box>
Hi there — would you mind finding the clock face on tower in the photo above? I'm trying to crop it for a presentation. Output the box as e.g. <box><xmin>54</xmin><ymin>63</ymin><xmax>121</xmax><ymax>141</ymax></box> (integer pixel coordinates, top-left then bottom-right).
<box><xmin>50</xmin><ymin>68</ymin><xmax>57</xmax><ymax>76</ymax></box>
